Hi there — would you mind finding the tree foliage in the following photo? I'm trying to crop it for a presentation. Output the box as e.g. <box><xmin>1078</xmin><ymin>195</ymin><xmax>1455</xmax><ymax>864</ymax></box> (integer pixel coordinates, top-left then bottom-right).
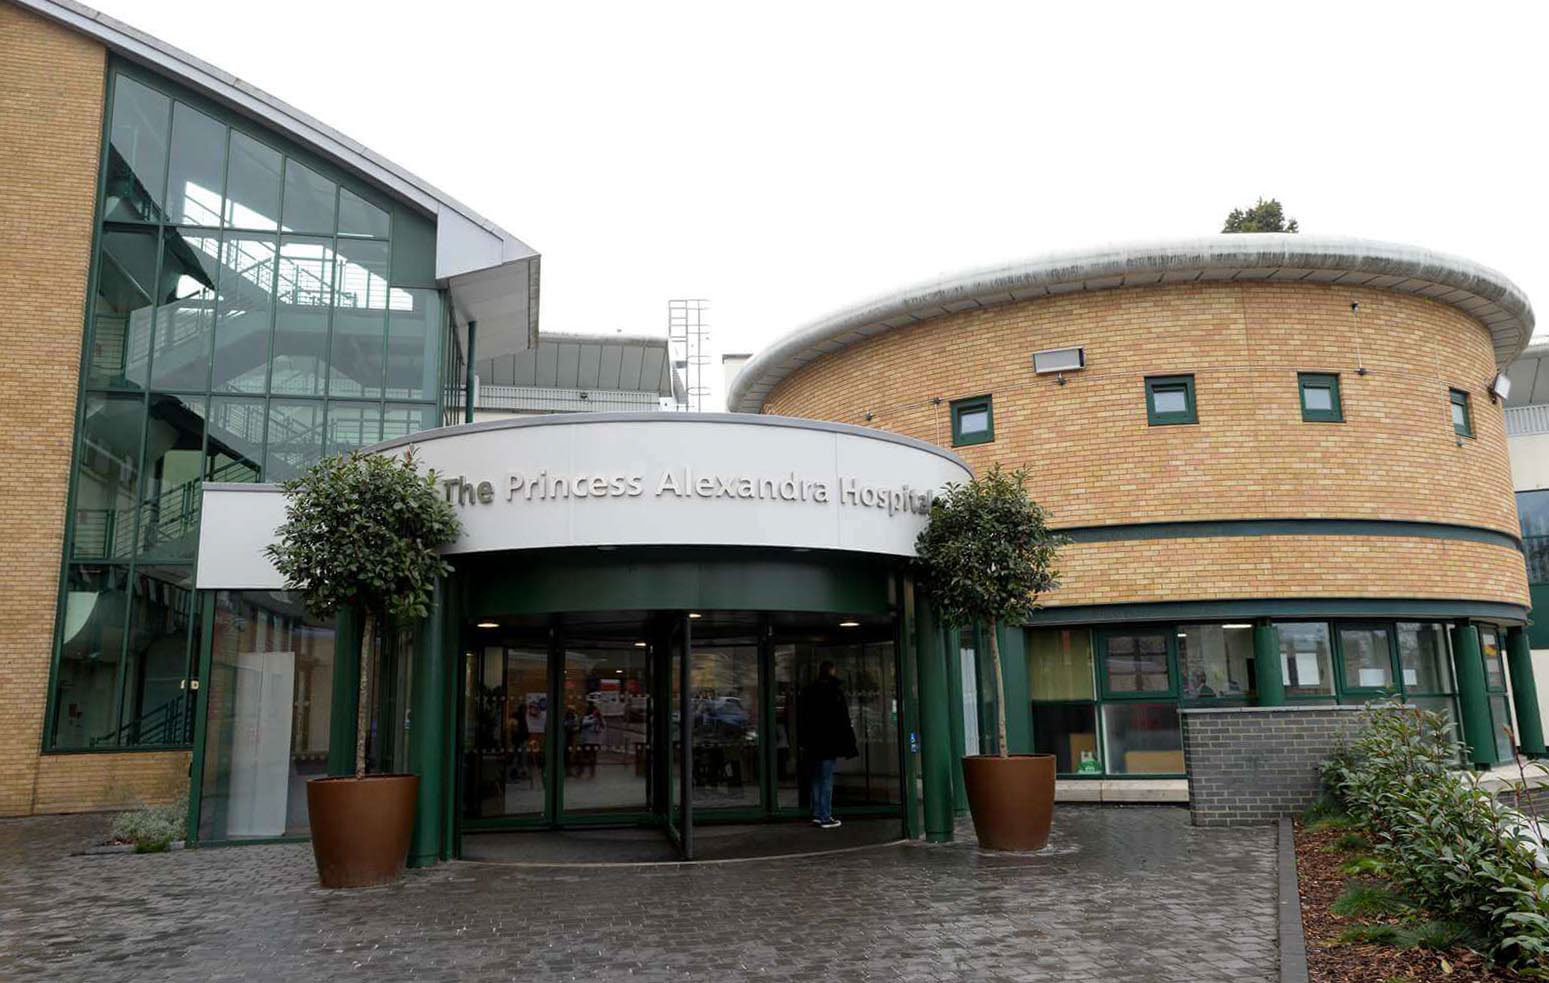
<box><xmin>266</xmin><ymin>448</ymin><xmax>461</xmax><ymax>625</ymax></box>
<box><xmin>1222</xmin><ymin>197</ymin><xmax>1299</xmax><ymax>233</ymax></box>
<box><xmin>914</xmin><ymin>465</ymin><xmax>1066</xmax><ymax>756</ymax></box>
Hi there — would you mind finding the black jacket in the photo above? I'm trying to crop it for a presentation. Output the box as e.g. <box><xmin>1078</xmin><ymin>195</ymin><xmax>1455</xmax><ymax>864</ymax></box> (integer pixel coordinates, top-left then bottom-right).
<box><xmin>798</xmin><ymin>675</ymin><xmax>859</xmax><ymax>760</ymax></box>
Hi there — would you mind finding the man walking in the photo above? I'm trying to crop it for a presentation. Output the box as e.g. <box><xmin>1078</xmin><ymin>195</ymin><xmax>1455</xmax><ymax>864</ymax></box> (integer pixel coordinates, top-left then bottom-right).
<box><xmin>799</xmin><ymin>661</ymin><xmax>859</xmax><ymax>829</ymax></box>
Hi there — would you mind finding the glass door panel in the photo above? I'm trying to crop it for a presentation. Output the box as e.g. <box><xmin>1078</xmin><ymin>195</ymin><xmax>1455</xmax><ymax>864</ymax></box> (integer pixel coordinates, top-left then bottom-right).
<box><xmin>560</xmin><ymin>639</ymin><xmax>652</xmax><ymax>816</ymax></box>
<box><xmin>773</xmin><ymin>636</ymin><xmax>901</xmax><ymax>811</ymax></box>
<box><xmin>460</xmin><ymin>644</ymin><xmax>549</xmax><ymax>820</ymax></box>
<box><xmin>690</xmin><ymin>632</ymin><xmax>761</xmax><ymax>812</ymax></box>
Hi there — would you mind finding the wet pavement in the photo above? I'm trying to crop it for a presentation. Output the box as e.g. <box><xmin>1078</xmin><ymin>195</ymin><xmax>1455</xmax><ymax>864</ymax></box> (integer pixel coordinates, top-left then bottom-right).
<box><xmin>0</xmin><ymin>805</ymin><xmax>1277</xmax><ymax>981</ymax></box>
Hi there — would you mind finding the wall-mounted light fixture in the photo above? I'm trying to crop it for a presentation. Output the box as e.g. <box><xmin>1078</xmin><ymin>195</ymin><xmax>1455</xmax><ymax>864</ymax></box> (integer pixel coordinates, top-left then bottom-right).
<box><xmin>1490</xmin><ymin>372</ymin><xmax>1512</xmax><ymax>404</ymax></box>
<box><xmin>839</xmin><ymin>620</ymin><xmax>860</xmax><ymax>628</ymax></box>
<box><xmin>476</xmin><ymin>621</ymin><xmax>499</xmax><ymax>629</ymax></box>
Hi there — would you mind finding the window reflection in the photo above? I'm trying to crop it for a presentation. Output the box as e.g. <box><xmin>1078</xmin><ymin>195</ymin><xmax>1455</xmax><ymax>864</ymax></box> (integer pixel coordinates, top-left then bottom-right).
<box><xmin>72</xmin><ymin>393</ymin><xmax>143</xmax><ymax>560</ymax></box>
<box><xmin>212</xmin><ymin>234</ymin><xmax>276</xmax><ymax>393</ymax></box>
<box><xmin>104</xmin><ymin>75</ymin><xmax>170</xmax><ymax>222</ymax></box>
<box><xmin>165</xmin><ymin>103</ymin><xmax>225</xmax><ymax>226</ymax></box>
<box><xmin>223</xmin><ymin>132</ymin><xmax>281</xmax><ymax>231</ymax></box>
<box><xmin>151</xmin><ymin>229</ymin><xmax>219</xmax><ymax>391</ymax></box>
<box><xmin>329</xmin><ymin>239</ymin><xmax>390</xmax><ymax>398</ymax></box>
<box><xmin>52</xmin><ymin>565</ymin><xmax>131</xmax><ymax>747</ymax></box>
<box><xmin>264</xmin><ymin>399</ymin><xmax>324</xmax><ymax>480</ymax></box>
<box><xmin>338</xmin><ymin>188</ymin><xmax>389</xmax><ymax>238</ymax></box>
<box><xmin>272</xmin><ymin>236</ymin><xmax>333</xmax><ymax>396</ymax></box>
<box><xmin>1277</xmin><ymin>622</ymin><xmax>1334</xmax><ymax>697</ymax></box>
<box><xmin>137</xmin><ymin>394</ymin><xmax>207</xmax><ymax>560</ymax></box>
<box><xmin>1178</xmin><ymin>624</ymin><xmax>1255</xmax><ymax>700</ymax></box>
<box><xmin>199</xmin><ymin>590</ymin><xmax>336</xmax><ymax>839</ymax></box>
<box><xmin>280</xmin><ymin>160</ymin><xmax>336</xmax><ymax>234</ymax></box>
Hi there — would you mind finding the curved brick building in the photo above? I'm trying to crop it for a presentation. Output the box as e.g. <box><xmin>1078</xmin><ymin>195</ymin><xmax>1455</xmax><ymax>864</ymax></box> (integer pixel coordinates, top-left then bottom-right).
<box><xmin>730</xmin><ymin>237</ymin><xmax>1542</xmax><ymax>795</ymax></box>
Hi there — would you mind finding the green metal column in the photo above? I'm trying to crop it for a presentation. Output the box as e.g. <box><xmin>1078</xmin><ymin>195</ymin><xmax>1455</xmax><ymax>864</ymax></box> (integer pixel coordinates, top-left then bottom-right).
<box><xmin>915</xmin><ymin>590</ymin><xmax>954</xmax><ymax>843</ymax></box>
<box><xmin>996</xmin><ymin>623</ymin><xmax>1032</xmax><ymax>754</ymax></box>
<box><xmin>942</xmin><ymin>624</ymin><xmax>970</xmax><ymax>815</ymax></box>
<box><xmin>440</xmin><ymin>575</ymin><xmax>462</xmax><ymax>860</ymax></box>
<box><xmin>407</xmin><ymin>579</ymin><xmax>447</xmax><ymax>868</ymax></box>
<box><xmin>1254</xmin><ymin>620</ymin><xmax>1285</xmax><ymax>706</ymax></box>
<box><xmin>1451</xmin><ymin>622</ymin><xmax>1498</xmax><ymax>768</ymax></box>
<box><xmin>327</xmin><ymin>604</ymin><xmax>363</xmax><ymax>776</ymax></box>
<box><xmin>1506</xmin><ymin>627</ymin><xmax>1546</xmax><ymax>758</ymax></box>
<box><xmin>463</xmin><ymin>319</ymin><xmax>477</xmax><ymax>424</ymax></box>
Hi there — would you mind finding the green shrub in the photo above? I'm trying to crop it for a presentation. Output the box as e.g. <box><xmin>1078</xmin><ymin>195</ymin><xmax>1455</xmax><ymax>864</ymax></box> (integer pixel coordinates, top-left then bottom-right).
<box><xmin>1325</xmin><ymin>832</ymin><xmax>1371</xmax><ymax>853</ymax></box>
<box><xmin>1336</xmin><ymin>923</ymin><xmax>1403</xmax><ymax>946</ymax></box>
<box><xmin>1338</xmin><ymin>855</ymin><xmax>1390</xmax><ymax>878</ymax></box>
<box><xmin>1331</xmin><ymin>882</ymin><xmax>1410</xmax><ymax>918</ymax></box>
<box><xmin>110</xmin><ymin>798</ymin><xmax>186</xmax><ymax>853</ymax></box>
<box><xmin>1322</xmin><ymin>701</ymin><xmax>1549</xmax><ymax>969</ymax></box>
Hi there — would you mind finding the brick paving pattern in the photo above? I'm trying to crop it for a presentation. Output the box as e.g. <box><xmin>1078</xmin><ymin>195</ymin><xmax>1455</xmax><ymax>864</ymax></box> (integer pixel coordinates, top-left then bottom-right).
<box><xmin>0</xmin><ymin>806</ymin><xmax>1276</xmax><ymax>982</ymax></box>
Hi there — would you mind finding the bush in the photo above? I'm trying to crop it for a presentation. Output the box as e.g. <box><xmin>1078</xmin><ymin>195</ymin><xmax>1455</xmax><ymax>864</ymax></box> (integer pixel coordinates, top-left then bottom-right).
<box><xmin>1321</xmin><ymin>702</ymin><xmax>1549</xmax><ymax>969</ymax></box>
<box><xmin>110</xmin><ymin>799</ymin><xmax>186</xmax><ymax>853</ymax></box>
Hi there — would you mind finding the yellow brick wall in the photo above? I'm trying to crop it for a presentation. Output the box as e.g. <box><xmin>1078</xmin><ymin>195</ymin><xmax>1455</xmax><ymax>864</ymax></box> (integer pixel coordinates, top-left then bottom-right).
<box><xmin>764</xmin><ymin>282</ymin><xmax>1526</xmax><ymax>609</ymax></box>
<box><xmin>0</xmin><ymin>4</ymin><xmax>187</xmax><ymax>816</ymax></box>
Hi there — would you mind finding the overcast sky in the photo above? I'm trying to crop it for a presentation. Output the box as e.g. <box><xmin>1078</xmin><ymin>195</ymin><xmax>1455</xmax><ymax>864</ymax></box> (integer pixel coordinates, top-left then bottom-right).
<box><xmin>96</xmin><ymin>0</ymin><xmax>1546</xmax><ymax>406</ymax></box>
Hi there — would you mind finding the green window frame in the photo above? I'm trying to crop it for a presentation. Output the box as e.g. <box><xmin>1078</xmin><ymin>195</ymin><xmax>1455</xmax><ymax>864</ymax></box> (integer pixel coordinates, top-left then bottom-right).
<box><xmin>1096</xmin><ymin>628</ymin><xmax>1179</xmax><ymax>700</ymax></box>
<box><xmin>1145</xmin><ymin>375</ymin><xmax>1197</xmax><ymax>426</ymax></box>
<box><xmin>1332</xmin><ymin>622</ymin><xmax>1400</xmax><ymax>696</ymax></box>
<box><xmin>1450</xmin><ymin>388</ymin><xmax>1473</xmax><ymax>438</ymax></box>
<box><xmin>949</xmin><ymin>395</ymin><xmax>994</xmax><ymax>446</ymax></box>
<box><xmin>1298</xmin><ymin>372</ymin><xmax>1343</xmax><ymax>423</ymax></box>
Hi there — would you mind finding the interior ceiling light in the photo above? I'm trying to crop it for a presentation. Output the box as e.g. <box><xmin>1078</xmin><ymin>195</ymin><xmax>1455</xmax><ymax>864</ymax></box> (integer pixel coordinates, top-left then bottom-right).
<box><xmin>476</xmin><ymin>621</ymin><xmax>499</xmax><ymax>629</ymax></box>
<box><xmin>687</xmin><ymin>612</ymin><xmax>702</xmax><ymax>620</ymax></box>
<box><xmin>839</xmin><ymin>620</ymin><xmax>860</xmax><ymax>628</ymax></box>
<box><xmin>1222</xmin><ymin>623</ymin><xmax>1254</xmax><ymax>630</ymax></box>
<box><xmin>634</xmin><ymin>641</ymin><xmax>647</xmax><ymax>648</ymax></box>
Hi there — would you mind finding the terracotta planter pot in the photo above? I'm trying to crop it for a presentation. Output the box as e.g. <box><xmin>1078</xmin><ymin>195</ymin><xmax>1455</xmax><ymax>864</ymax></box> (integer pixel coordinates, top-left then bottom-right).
<box><xmin>961</xmin><ymin>754</ymin><xmax>1056</xmax><ymax>851</ymax></box>
<box><xmin>306</xmin><ymin>774</ymin><xmax>419</xmax><ymax>888</ymax></box>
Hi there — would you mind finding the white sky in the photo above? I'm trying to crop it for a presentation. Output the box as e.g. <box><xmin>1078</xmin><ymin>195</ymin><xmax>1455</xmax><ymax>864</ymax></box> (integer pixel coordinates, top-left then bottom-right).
<box><xmin>95</xmin><ymin>0</ymin><xmax>1547</xmax><ymax>407</ymax></box>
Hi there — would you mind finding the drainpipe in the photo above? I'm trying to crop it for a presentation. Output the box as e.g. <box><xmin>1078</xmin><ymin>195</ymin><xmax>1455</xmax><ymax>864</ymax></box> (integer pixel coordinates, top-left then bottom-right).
<box><xmin>464</xmin><ymin>320</ymin><xmax>477</xmax><ymax>424</ymax></box>
<box><xmin>1506</xmin><ymin>626</ymin><xmax>1546</xmax><ymax>759</ymax></box>
<box><xmin>1451</xmin><ymin>622</ymin><xmax>1498</xmax><ymax>768</ymax></box>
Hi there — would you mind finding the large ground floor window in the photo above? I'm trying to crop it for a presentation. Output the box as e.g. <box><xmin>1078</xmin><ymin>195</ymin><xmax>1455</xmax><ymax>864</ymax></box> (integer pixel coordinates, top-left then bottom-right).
<box><xmin>1026</xmin><ymin>618</ymin><xmax>1473</xmax><ymax>777</ymax></box>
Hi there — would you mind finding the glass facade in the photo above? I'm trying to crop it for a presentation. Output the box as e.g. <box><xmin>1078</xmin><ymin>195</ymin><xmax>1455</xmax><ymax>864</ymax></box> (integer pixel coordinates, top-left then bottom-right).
<box><xmin>1026</xmin><ymin>619</ymin><xmax>1469</xmax><ymax>777</ymax></box>
<box><xmin>197</xmin><ymin>591</ymin><xmax>336</xmax><ymax>841</ymax></box>
<box><xmin>49</xmin><ymin>64</ymin><xmax>445</xmax><ymax>750</ymax></box>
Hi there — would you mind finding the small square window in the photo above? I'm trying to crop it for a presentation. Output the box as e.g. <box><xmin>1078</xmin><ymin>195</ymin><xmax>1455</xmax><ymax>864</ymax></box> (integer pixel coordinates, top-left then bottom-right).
<box><xmin>1299</xmin><ymin>373</ymin><xmax>1343</xmax><ymax>423</ymax></box>
<box><xmin>1145</xmin><ymin>375</ymin><xmax>1196</xmax><ymax>426</ymax></box>
<box><xmin>1450</xmin><ymin>389</ymin><xmax>1473</xmax><ymax>438</ymax></box>
<box><xmin>950</xmin><ymin>395</ymin><xmax>993</xmax><ymax>446</ymax></box>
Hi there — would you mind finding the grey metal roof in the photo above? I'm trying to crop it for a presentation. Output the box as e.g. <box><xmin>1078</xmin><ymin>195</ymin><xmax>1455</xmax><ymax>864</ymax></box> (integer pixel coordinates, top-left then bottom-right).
<box><xmin>728</xmin><ymin>234</ymin><xmax>1537</xmax><ymax>413</ymax></box>
<box><xmin>22</xmin><ymin>0</ymin><xmax>540</xmax><ymax>357</ymax></box>
<box><xmin>1506</xmin><ymin>342</ymin><xmax>1549</xmax><ymax>407</ymax></box>
<box><xmin>476</xmin><ymin>333</ymin><xmax>685</xmax><ymax>400</ymax></box>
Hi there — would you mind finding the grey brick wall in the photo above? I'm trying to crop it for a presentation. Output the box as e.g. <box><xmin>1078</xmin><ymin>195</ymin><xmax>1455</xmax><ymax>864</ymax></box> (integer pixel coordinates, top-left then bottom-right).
<box><xmin>1181</xmin><ymin>706</ymin><xmax>1367</xmax><ymax>827</ymax></box>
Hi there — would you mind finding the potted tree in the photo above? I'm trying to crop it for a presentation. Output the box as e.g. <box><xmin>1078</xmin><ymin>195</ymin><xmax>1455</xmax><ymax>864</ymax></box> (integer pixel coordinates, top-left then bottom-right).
<box><xmin>266</xmin><ymin>447</ymin><xmax>461</xmax><ymax>887</ymax></box>
<box><xmin>915</xmin><ymin>464</ymin><xmax>1066</xmax><ymax>851</ymax></box>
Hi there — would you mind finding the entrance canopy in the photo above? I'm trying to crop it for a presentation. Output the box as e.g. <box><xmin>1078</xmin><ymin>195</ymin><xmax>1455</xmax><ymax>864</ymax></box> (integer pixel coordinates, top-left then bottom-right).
<box><xmin>196</xmin><ymin>413</ymin><xmax>971</xmax><ymax>589</ymax></box>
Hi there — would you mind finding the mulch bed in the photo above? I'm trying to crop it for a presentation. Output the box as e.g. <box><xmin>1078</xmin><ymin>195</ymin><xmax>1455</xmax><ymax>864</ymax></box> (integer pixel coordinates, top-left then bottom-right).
<box><xmin>1295</xmin><ymin>821</ymin><xmax>1530</xmax><ymax>982</ymax></box>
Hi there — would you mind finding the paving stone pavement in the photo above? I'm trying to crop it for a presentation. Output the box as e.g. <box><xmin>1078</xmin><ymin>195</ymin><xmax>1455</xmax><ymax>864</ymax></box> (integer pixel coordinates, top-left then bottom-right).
<box><xmin>0</xmin><ymin>805</ymin><xmax>1277</xmax><ymax>982</ymax></box>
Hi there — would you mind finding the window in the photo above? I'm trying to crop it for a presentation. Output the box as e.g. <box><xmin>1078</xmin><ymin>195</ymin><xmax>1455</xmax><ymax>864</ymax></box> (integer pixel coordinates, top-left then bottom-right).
<box><xmin>1337</xmin><ymin>624</ymin><xmax>1396</xmax><ymax>692</ymax></box>
<box><xmin>1450</xmin><ymin>389</ymin><xmax>1473</xmax><ymax>438</ymax></box>
<box><xmin>1276</xmin><ymin>622</ymin><xmax>1335</xmax><ymax>698</ymax></box>
<box><xmin>1098</xmin><ymin>630</ymin><xmax>1176</xmax><ymax>697</ymax></box>
<box><xmin>1518</xmin><ymin>489</ymin><xmax>1549</xmax><ymax>586</ymax></box>
<box><xmin>1177</xmin><ymin>624</ymin><xmax>1256</xmax><ymax>701</ymax></box>
<box><xmin>1298</xmin><ymin>373</ymin><xmax>1343</xmax><ymax>423</ymax></box>
<box><xmin>950</xmin><ymin>395</ymin><xmax>993</xmax><ymax>446</ymax></box>
<box><xmin>1028</xmin><ymin>629</ymin><xmax>1098</xmax><ymax>774</ymax></box>
<box><xmin>1102</xmin><ymin>703</ymin><xmax>1184</xmax><ymax>774</ymax></box>
<box><xmin>1145</xmin><ymin>375</ymin><xmax>1196</xmax><ymax>426</ymax></box>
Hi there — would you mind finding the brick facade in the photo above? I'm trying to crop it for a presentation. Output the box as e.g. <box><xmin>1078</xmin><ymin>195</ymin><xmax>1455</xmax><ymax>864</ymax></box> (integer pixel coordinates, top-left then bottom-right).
<box><xmin>762</xmin><ymin>281</ymin><xmax>1526</xmax><ymax>611</ymax></box>
<box><xmin>1180</xmin><ymin>706</ymin><xmax>1365</xmax><ymax>826</ymax></box>
<box><xmin>0</xmin><ymin>4</ymin><xmax>186</xmax><ymax>816</ymax></box>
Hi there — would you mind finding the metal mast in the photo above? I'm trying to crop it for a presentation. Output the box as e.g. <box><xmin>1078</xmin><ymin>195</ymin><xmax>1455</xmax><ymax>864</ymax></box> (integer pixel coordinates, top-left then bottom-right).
<box><xmin>668</xmin><ymin>299</ymin><xmax>710</xmax><ymax>412</ymax></box>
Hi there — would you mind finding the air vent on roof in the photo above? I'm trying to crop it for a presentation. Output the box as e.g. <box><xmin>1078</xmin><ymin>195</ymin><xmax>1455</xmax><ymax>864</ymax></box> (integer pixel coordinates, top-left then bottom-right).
<box><xmin>1033</xmin><ymin>347</ymin><xmax>1085</xmax><ymax>375</ymax></box>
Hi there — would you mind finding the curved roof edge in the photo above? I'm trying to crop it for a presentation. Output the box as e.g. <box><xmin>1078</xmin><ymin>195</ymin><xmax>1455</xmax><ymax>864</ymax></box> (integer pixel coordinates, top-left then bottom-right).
<box><xmin>23</xmin><ymin>0</ymin><xmax>540</xmax><ymax>352</ymax></box>
<box><xmin>729</xmin><ymin>234</ymin><xmax>1536</xmax><ymax>413</ymax></box>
